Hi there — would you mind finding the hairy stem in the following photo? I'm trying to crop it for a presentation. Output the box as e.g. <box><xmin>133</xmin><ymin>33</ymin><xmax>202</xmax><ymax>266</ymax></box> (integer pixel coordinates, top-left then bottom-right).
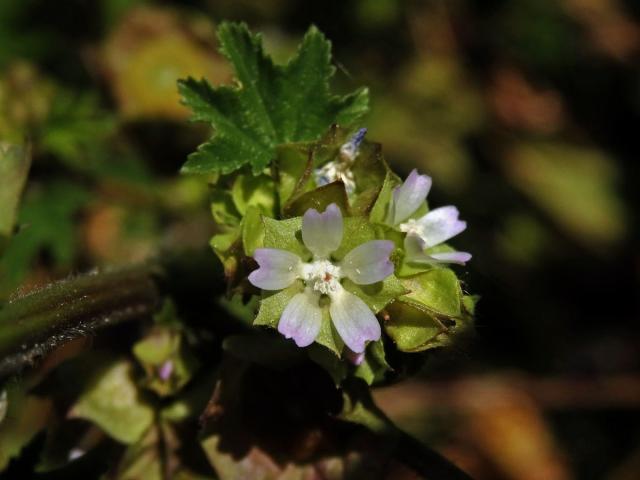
<box><xmin>0</xmin><ymin>265</ymin><xmax>159</xmax><ymax>379</ymax></box>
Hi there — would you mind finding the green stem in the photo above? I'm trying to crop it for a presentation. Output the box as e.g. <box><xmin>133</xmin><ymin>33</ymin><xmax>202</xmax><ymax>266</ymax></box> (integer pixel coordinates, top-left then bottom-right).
<box><xmin>0</xmin><ymin>265</ymin><xmax>159</xmax><ymax>378</ymax></box>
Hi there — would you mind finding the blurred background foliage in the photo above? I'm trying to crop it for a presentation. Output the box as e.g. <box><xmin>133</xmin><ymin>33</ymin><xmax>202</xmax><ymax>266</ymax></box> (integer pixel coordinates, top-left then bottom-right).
<box><xmin>0</xmin><ymin>0</ymin><xmax>638</xmax><ymax>479</ymax></box>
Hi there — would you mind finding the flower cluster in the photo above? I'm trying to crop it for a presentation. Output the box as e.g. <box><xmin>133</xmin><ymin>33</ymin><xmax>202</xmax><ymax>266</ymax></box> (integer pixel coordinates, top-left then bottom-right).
<box><xmin>248</xmin><ymin>164</ymin><xmax>470</xmax><ymax>356</ymax></box>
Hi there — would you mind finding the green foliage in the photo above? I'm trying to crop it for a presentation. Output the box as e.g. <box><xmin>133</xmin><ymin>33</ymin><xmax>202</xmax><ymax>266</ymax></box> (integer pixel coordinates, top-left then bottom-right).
<box><xmin>0</xmin><ymin>181</ymin><xmax>89</xmax><ymax>295</ymax></box>
<box><xmin>178</xmin><ymin>22</ymin><xmax>369</xmax><ymax>175</ymax></box>
<box><xmin>0</xmin><ymin>143</ymin><xmax>30</xmax><ymax>254</ymax></box>
<box><xmin>0</xmin><ymin>385</ymin><xmax>53</xmax><ymax>469</ymax></box>
<box><xmin>69</xmin><ymin>358</ymin><xmax>154</xmax><ymax>444</ymax></box>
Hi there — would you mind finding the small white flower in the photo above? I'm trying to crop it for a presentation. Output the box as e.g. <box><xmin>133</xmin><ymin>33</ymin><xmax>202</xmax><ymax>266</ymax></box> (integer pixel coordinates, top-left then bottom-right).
<box><xmin>249</xmin><ymin>203</ymin><xmax>394</xmax><ymax>353</ymax></box>
<box><xmin>314</xmin><ymin>128</ymin><xmax>367</xmax><ymax>195</ymax></box>
<box><xmin>387</xmin><ymin>169</ymin><xmax>471</xmax><ymax>265</ymax></box>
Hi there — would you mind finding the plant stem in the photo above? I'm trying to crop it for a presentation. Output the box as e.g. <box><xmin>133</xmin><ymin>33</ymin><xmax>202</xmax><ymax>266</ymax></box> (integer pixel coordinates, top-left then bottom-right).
<box><xmin>0</xmin><ymin>265</ymin><xmax>159</xmax><ymax>379</ymax></box>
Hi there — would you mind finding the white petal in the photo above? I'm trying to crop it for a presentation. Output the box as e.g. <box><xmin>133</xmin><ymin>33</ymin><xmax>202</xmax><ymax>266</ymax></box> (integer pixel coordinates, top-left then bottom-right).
<box><xmin>428</xmin><ymin>251</ymin><xmax>472</xmax><ymax>265</ymax></box>
<box><xmin>404</xmin><ymin>236</ymin><xmax>471</xmax><ymax>265</ymax></box>
<box><xmin>341</xmin><ymin>240</ymin><xmax>394</xmax><ymax>285</ymax></box>
<box><xmin>248</xmin><ymin>248</ymin><xmax>301</xmax><ymax>290</ymax></box>
<box><xmin>414</xmin><ymin>205</ymin><xmax>466</xmax><ymax>247</ymax></box>
<box><xmin>278</xmin><ymin>290</ymin><xmax>322</xmax><ymax>347</ymax></box>
<box><xmin>302</xmin><ymin>203</ymin><xmax>343</xmax><ymax>258</ymax></box>
<box><xmin>386</xmin><ymin>169</ymin><xmax>432</xmax><ymax>226</ymax></box>
<box><xmin>329</xmin><ymin>289</ymin><xmax>381</xmax><ymax>354</ymax></box>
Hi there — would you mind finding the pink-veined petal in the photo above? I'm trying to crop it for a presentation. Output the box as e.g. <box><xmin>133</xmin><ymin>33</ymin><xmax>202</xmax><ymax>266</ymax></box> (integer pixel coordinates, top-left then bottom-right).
<box><xmin>386</xmin><ymin>169</ymin><xmax>432</xmax><ymax>226</ymax></box>
<box><xmin>414</xmin><ymin>205</ymin><xmax>466</xmax><ymax>247</ymax></box>
<box><xmin>302</xmin><ymin>203</ymin><xmax>343</xmax><ymax>258</ymax></box>
<box><xmin>278</xmin><ymin>289</ymin><xmax>322</xmax><ymax>347</ymax></box>
<box><xmin>341</xmin><ymin>240</ymin><xmax>394</xmax><ymax>285</ymax></box>
<box><xmin>428</xmin><ymin>251</ymin><xmax>472</xmax><ymax>265</ymax></box>
<box><xmin>248</xmin><ymin>248</ymin><xmax>301</xmax><ymax>290</ymax></box>
<box><xmin>404</xmin><ymin>235</ymin><xmax>471</xmax><ymax>265</ymax></box>
<box><xmin>329</xmin><ymin>289</ymin><xmax>381</xmax><ymax>354</ymax></box>
<box><xmin>344</xmin><ymin>348</ymin><xmax>365</xmax><ymax>366</ymax></box>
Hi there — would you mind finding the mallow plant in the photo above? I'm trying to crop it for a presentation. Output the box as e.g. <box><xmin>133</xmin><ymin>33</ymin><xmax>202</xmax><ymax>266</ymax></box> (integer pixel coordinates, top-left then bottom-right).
<box><xmin>0</xmin><ymin>22</ymin><xmax>475</xmax><ymax>479</ymax></box>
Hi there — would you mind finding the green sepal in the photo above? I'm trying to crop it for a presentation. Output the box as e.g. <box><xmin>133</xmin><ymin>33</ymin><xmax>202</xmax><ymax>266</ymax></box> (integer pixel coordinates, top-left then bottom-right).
<box><xmin>231</xmin><ymin>172</ymin><xmax>275</xmax><ymax>216</ymax></box>
<box><xmin>383</xmin><ymin>269</ymin><xmax>470</xmax><ymax>352</ymax></box>
<box><xmin>274</xmin><ymin>143</ymin><xmax>313</xmax><ymax>206</ymax></box>
<box><xmin>262</xmin><ymin>216</ymin><xmax>307</xmax><ymax>258</ymax></box>
<box><xmin>343</xmin><ymin>275</ymin><xmax>407</xmax><ymax>314</ymax></box>
<box><xmin>253</xmin><ymin>282</ymin><xmax>302</xmax><ymax>329</ymax></box>
<box><xmin>210</xmin><ymin>189</ymin><xmax>241</xmax><ymax>228</ymax></box>
<box><xmin>354</xmin><ymin>339</ymin><xmax>391</xmax><ymax>385</ymax></box>
<box><xmin>209</xmin><ymin>230</ymin><xmax>242</xmax><ymax>283</ymax></box>
<box><xmin>369</xmin><ymin>169</ymin><xmax>401</xmax><ymax>225</ymax></box>
<box><xmin>399</xmin><ymin>268</ymin><xmax>462</xmax><ymax>318</ymax></box>
<box><xmin>283</xmin><ymin>181</ymin><xmax>350</xmax><ymax>218</ymax></box>
<box><xmin>307</xmin><ymin>343</ymin><xmax>348</xmax><ymax>384</ymax></box>
<box><xmin>241</xmin><ymin>205</ymin><xmax>265</xmax><ymax>256</ymax></box>
<box><xmin>314</xmin><ymin>306</ymin><xmax>345</xmax><ymax>356</ymax></box>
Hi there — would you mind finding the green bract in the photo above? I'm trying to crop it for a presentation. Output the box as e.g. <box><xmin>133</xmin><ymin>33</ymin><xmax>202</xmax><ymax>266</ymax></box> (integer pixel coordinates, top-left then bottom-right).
<box><xmin>178</xmin><ymin>22</ymin><xmax>368</xmax><ymax>175</ymax></box>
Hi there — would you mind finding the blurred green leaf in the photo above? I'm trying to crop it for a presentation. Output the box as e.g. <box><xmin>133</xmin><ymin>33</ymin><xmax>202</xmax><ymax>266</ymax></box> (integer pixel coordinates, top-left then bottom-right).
<box><xmin>40</xmin><ymin>92</ymin><xmax>115</xmax><ymax>168</ymax></box>
<box><xmin>69</xmin><ymin>359</ymin><xmax>154</xmax><ymax>444</ymax></box>
<box><xmin>0</xmin><ymin>181</ymin><xmax>89</xmax><ymax>295</ymax></box>
<box><xmin>506</xmin><ymin>141</ymin><xmax>626</xmax><ymax>247</ymax></box>
<box><xmin>178</xmin><ymin>22</ymin><xmax>368</xmax><ymax>175</ymax></box>
<box><xmin>0</xmin><ymin>385</ymin><xmax>53</xmax><ymax>469</ymax></box>
<box><xmin>0</xmin><ymin>143</ymin><xmax>30</xmax><ymax>253</ymax></box>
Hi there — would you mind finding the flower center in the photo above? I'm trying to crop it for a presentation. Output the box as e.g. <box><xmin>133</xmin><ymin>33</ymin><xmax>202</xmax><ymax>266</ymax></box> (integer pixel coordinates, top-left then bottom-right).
<box><xmin>301</xmin><ymin>260</ymin><xmax>342</xmax><ymax>295</ymax></box>
<box><xmin>399</xmin><ymin>219</ymin><xmax>424</xmax><ymax>238</ymax></box>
